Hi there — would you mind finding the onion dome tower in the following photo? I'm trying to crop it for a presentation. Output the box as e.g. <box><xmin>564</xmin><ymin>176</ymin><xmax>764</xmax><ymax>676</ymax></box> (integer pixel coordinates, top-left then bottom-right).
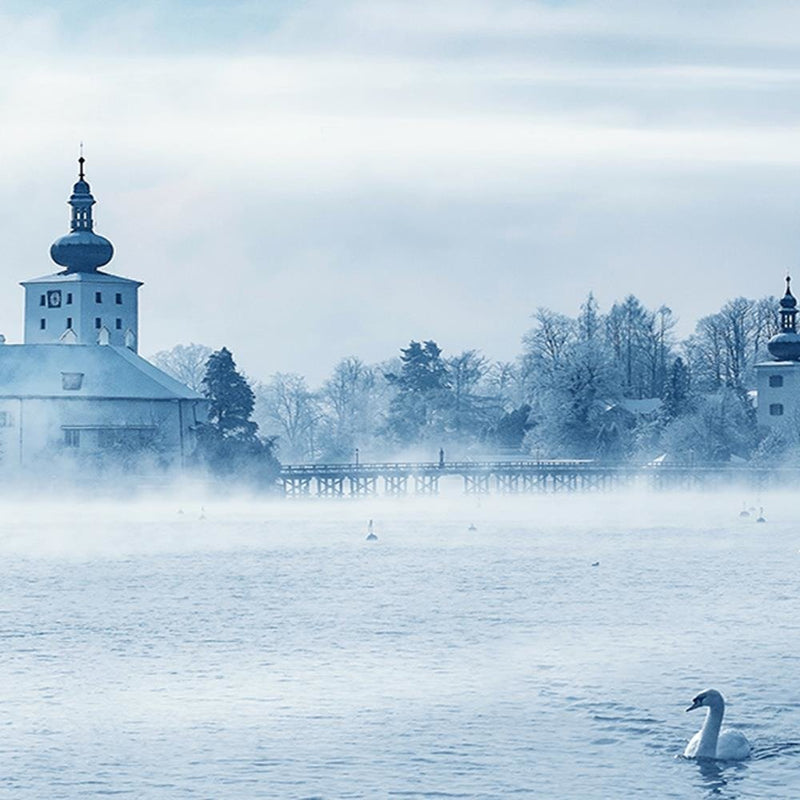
<box><xmin>767</xmin><ymin>276</ymin><xmax>800</xmax><ymax>361</ymax></box>
<box><xmin>49</xmin><ymin>156</ymin><xmax>114</xmax><ymax>273</ymax></box>
<box><xmin>20</xmin><ymin>154</ymin><xmax>141</xmax><ymax>351</ymax></box>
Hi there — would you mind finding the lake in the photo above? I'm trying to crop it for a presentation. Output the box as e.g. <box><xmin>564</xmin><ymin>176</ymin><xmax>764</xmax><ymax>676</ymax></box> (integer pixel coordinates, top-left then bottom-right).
<box><xmin>0</xmin><ymin>490</ymin><xmax>798</xmax><ymax>798</ymax></box>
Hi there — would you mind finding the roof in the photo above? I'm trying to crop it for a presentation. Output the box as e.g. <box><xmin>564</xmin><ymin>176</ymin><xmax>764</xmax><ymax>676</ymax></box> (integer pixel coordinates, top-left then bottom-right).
<box><xmin>21</xmin><ymin>270</ymin><xmax>142</xmax><ymax>287</ymax></box>
<box><xmin>0</xmin><ymin>344</ymin><xmax>202</xmax><ymax>400</ymax></box>
<box><xmin>619</xmin><ymin>397</ymin><xmax>663</xmax><ymax>415</ymax></box>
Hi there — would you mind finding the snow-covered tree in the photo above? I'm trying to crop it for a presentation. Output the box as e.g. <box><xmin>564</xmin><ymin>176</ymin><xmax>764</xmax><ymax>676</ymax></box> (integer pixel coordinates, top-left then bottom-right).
<box><xmin>150</xmin><ymin>342</ymin><xmax>213</xmax><ymax>392</ymax></box>
<box><xmin>255</xmin><ymin>373</ymin><xmax>320</xmax><ymax>462</ymax></box>
<box><xmin>317</xmin><ymin>357</ymin><xmax>383</xmax><ymax>461</ymax></box>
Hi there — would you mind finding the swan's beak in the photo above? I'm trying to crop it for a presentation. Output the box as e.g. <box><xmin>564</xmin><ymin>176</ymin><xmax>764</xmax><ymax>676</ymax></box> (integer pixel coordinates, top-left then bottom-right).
<box><xmin>686</xmin><ymin>698</ymin><xmax>702</xmax><ymax>712</ymax></box>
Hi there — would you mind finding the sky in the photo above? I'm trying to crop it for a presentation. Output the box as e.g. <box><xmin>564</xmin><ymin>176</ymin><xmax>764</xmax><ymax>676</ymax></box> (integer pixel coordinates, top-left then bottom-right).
<box><xmin>3</xmin><ymin>0</ymin><xmax>800</xmax><ymax>383</ymax></box>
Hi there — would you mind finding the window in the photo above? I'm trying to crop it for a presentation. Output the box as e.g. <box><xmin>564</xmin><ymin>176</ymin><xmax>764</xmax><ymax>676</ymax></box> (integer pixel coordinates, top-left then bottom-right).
<box><xmin>770</xmin><ymin>375</ymin><xmax>784</xmax><ymax>388</ymax></box>
<box><xmin>95</xmin><ymin>291</ymin><xmax>102</xmax><ymax>303</ymax></box>
<box><xmin>95</xmin><ymin>317</ymin><xmax>102</xmax><ymax>329</ymax></box>
<box><xmin>99</xmin><ymin>427</ymin><xmax>155</xmax><ymax>450</ymax></box>
<box><xmin>39</xmin><ymin>295</ymin><xmax>45</xmax><ymax>306</ymax></box>
<box><xmin>115</xmin><ymin>318</ymin><xmax>122</xmax><ymax>330</ymax></box>
<box><xmin>66</xmin><ymin>293</ymin><xmax>73</xmax><ymax>305</ymax></box>
<box><xmin>39</xmin><ymin>318</ymin><xmax>46</xmax><ymax>330</ymax></box>
<box><xmin>61</xmin><ymin>372</ymin><xmax>84</xmax><ymax>390</ymax></box>
<box><xmin>66</xmin><ymin>317</ymin><xmax>72</xmax><ymax>329</ymax></box>
<box><xmin>770</xmin><ymin>403</ymin><xmax>784</xmax><ymax>416</ymax></box>
<box><xmin>115</xmin><ymin>293</ymin><xmax>122</xmax><ymax>305</ymax></box>
<box><xmin>64</xmin><ymin>429</ymin><xmax>80</xmax><ymax>448</ymax></box>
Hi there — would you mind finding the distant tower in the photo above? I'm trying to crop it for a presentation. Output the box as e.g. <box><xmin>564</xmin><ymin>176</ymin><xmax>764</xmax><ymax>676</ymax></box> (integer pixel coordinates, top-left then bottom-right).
<box><xmin>766</xmin><ymin>275</ymin><xmax>800</xmax><ymax>361</ymax></box>
<box><xmin>756</xmin><ymin>275</ymin><xmax>800</xmax><ymax>427</ymax></box>
<box><xmin>20</xmin><ymin>155</ymin><xmax>142</xmax><ymax>350</ymax></box>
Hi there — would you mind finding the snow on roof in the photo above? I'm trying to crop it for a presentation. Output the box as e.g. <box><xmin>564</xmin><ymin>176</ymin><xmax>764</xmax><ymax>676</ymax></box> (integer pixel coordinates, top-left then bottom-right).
<box><xmin>21</xmin><ymin>271</ymin><xmax>142</xmax><ymax>286</ymax></box>
<box><xmin>0</xmin><ymin>344</ymin><xmax>202</xmax><ymax>400</ymax></box>
<box><xmin>619</xmin><ymin>397</ymin><xmax>663</xmax><ymax>415</ymax></box>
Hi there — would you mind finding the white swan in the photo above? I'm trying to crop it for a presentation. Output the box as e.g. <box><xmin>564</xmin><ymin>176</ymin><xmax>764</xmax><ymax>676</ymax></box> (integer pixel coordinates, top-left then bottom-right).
<box><xmin>684</xmin><ymin>689</ymin><xmax>751</xmax><ymax>760</ymax></box>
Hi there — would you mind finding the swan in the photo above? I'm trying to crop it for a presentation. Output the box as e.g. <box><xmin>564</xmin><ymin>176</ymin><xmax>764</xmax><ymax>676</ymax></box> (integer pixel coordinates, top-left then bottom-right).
<box><xmin>366</xmin><ymin>519</ymin><xmax>378</xmax><ymax>541</ymax></box>
<box><xmin>684</xmin><ymin>689</ymin><xmax>751</xmax><ymax>760</ymax></box>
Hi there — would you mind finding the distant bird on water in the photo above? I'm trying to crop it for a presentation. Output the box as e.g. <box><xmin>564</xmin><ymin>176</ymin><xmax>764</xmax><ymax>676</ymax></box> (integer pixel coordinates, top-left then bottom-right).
<box><xmin>366</xmin><ymin>519</ymin><xmax>378</xmax><ymax>541</ymax></box>
<box><xmin>756</xmin><ymin>507</ymin><xmax>766</xmax><ymax>523</ymax></box>
<box><xmin>467</xmin><ymin>523</ymin><xmax>477</xmax><ymax>532</ymax></box>
<box><xmin>684</xmin><ymin>689</ymin><xmax>751</xmax><ymax>761</ymax></box>
<box><xmin>739</xmin><ymin>503</ymin><xmax>750</xmax><ymax>518</ymax></box>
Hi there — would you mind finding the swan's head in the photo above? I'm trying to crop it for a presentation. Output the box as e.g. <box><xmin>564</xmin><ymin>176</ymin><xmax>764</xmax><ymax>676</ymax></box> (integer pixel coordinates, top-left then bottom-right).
<box><xmin>686</xmin><ymin>689</ymin><xmax>725</xmax><ymax>712</ymax></box>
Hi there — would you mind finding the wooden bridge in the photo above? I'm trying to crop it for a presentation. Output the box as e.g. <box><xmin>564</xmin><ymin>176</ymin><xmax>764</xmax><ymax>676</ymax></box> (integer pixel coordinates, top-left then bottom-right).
<box><xmin>278</xmin><ymin>460</ymin><xmax>776</xmax><ymax>498</ymax></box>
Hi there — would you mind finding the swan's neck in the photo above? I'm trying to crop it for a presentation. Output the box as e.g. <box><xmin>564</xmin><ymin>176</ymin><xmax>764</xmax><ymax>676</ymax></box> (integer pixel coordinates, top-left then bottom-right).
<box><xmin>696</xmin><ymin>704</ymin><xmax>724</xmax><ymax>758</ymax></box>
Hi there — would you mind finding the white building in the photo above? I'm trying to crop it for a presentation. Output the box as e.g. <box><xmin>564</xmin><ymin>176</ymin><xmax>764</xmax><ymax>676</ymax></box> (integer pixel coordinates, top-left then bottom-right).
<box><xmin>755</xmin><ymin>276</ymin><xmax>800</xmax><ymax>430</ymax></box>
<box><xmin>0</xmin><ymin>157</ymin><xmax>206</xmax><ymax>473</ymax></box>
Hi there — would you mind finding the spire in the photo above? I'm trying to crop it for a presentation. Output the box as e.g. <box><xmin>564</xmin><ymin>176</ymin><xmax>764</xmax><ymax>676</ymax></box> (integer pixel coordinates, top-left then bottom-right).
<box><xmin>50</xmin><ymin>154</ymin><xmax>114</xmax><ymax>273</ymax></box>
<box><xmin>768</xmin><ymin>273</ymin><xmax>800</xmax><ymax>360</ymax></box>
<box><xmin>779</xmin><ymin>274</ymin><xmax>797</xmax><ymax>331</ymax></box>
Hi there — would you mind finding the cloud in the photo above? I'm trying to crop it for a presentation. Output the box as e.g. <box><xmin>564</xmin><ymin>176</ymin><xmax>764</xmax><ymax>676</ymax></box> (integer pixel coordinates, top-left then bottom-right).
<box><xmin>1</xmin><ymin>0</ymin><xmax>799</xmax><ymax>382</ymax></box>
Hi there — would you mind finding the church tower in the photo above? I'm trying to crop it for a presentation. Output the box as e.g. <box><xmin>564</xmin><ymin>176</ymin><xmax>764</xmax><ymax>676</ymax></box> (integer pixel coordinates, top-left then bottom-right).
<box><xmin>20</xmin><ymin>156</ymin><xmax>141</xmax><ymax>351</ymax></box>
<box><xmin>755</xmin><ymin>275</ymin><xmax>800</xmax><ymax>428</ymax></box>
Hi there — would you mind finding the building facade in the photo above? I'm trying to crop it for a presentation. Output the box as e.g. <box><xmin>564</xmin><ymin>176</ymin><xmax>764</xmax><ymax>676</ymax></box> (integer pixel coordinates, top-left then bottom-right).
<box><xmin>0</xmin><ymin>157</ymin><xmax>206</xmax><ymax>473</ymax></box>
<box><xmin>755</xmin><ymin>276</ymin><xmax>800</xmax><ymax>430</ymax></box>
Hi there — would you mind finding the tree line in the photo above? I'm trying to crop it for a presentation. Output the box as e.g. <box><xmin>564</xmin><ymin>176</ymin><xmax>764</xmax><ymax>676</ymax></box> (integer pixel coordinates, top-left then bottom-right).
<box><xmin>154</xmin><ymin>290</ymin><xmax>789</xmax><ymax>469</ymax></box>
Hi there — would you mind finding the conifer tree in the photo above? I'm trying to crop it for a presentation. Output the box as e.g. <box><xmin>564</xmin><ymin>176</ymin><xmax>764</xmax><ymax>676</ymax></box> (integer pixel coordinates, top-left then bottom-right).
<box><xmin>202</xmin><ymin>347</ymin><xmax>257</xmax><ymax>439</ymax></box>
<box><xmin>197</xmin><ymin>347</ymin><xmax>279</xmax><ymax>484</ymax></box>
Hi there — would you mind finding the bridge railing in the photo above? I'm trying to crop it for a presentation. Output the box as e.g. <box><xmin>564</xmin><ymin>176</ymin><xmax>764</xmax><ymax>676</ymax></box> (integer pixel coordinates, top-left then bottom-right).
<box><xmin>279</xmin><ymin>459</ymin><xmax>597</xmax><ymax>476</ymax></box>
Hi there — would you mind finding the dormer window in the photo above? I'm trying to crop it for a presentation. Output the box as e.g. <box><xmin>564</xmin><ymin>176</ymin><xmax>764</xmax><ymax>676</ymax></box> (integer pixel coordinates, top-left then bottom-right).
<box><xmin>61</xmin><ymin>372</ymin><xmax>84</xmax><ymax>390</ymax></box>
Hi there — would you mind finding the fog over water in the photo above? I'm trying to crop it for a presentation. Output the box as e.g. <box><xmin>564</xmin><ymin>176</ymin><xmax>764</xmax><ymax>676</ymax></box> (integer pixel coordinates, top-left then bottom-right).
<box><xmin>1</xmin><ymin>490</ymin><xmax>799</xmax><ymax>798</ymax></box>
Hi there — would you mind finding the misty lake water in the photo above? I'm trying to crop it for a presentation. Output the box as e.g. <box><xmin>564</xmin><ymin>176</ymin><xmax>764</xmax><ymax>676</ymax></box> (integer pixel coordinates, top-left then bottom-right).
<box><xmin>0</xmin><ymin>490</ymin><xmax>799</xmax><ymax>799</ymax></box>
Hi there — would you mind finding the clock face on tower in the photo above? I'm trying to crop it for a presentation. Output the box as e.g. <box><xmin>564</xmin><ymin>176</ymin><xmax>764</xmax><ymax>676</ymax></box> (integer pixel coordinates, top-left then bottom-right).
<box><xmin>47</xmin><ymin>290</ymin><xmax>62</xmax><ymax>308</ymax></box>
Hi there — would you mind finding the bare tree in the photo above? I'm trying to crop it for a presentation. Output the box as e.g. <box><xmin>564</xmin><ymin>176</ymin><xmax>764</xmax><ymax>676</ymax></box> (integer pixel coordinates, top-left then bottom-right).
<box><xmin>254</xmin><ymin>373</ymin><xmax>321</xmax><ymax>462</ymax></box>
<box><xmin>445</xmin><ymin>350</ymin><xmax>499</xmax><ymax>438</ymax></box>
<box><xmin>150</xmin><ymin>343</ymin><xmax>213</xmax><ymax>392</ymax></box>
<box><xmin>520</xmin><ymin>308</ymin><xmax>576</xmax><ymax>395</ymax></box>
<box><xmin>687</xmin><ymin>297</ymin><xmax>776</xmax><ymax>391</ymax></box>
<box><xmin>317</xmin><ymin>357</ymin><xmax>379</xmax><ymax>460</ymax></box>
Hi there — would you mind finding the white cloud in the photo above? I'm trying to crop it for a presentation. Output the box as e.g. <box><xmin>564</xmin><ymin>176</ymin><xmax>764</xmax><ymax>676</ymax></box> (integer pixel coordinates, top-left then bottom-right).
<box><xmin>1</xmin><ymin>0</ymin><xmax>800</xmax><ymax>382</ymax></box>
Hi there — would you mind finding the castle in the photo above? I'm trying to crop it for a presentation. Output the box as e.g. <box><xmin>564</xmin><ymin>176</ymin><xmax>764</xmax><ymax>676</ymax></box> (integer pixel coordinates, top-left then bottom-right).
<box><xmin>0</xmin><ymin>158</ymin><xmax>205</xmax><ymax>473</ymax></box>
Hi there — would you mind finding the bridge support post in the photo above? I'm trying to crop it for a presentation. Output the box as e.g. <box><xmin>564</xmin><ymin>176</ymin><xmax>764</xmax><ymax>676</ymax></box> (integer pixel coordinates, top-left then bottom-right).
<box><xmin>463</xmin><ymin>473</ymin><xmax>490</xmax><ymax>494</ymax></box>
<box><xmin>349</xmin><ymin>475</ymin><xmax>378</xmax><ymax>497</ymax></box>
<box><xmin>282</xmin><ymin>476</ymin><xmax>312</xmax><ymax>497</ymax></box>
<box><xmin>317</xmin><ymin>476</ymin><xmax>345</xmax><ymax>497</ymax></box>
<box><xmin>414</xmin><ymin>474</ymin><xmax>439</xmax><ymax>495</ymax></box>
<box><xmin>384</xmin><ymin>474</ymin><xmax>409</xmax><ymax>495</ymax></box>
<box><xmin>495</xmin><ymin>473</ymin><xmax>519</xmax><ymax>493</ymax></box>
